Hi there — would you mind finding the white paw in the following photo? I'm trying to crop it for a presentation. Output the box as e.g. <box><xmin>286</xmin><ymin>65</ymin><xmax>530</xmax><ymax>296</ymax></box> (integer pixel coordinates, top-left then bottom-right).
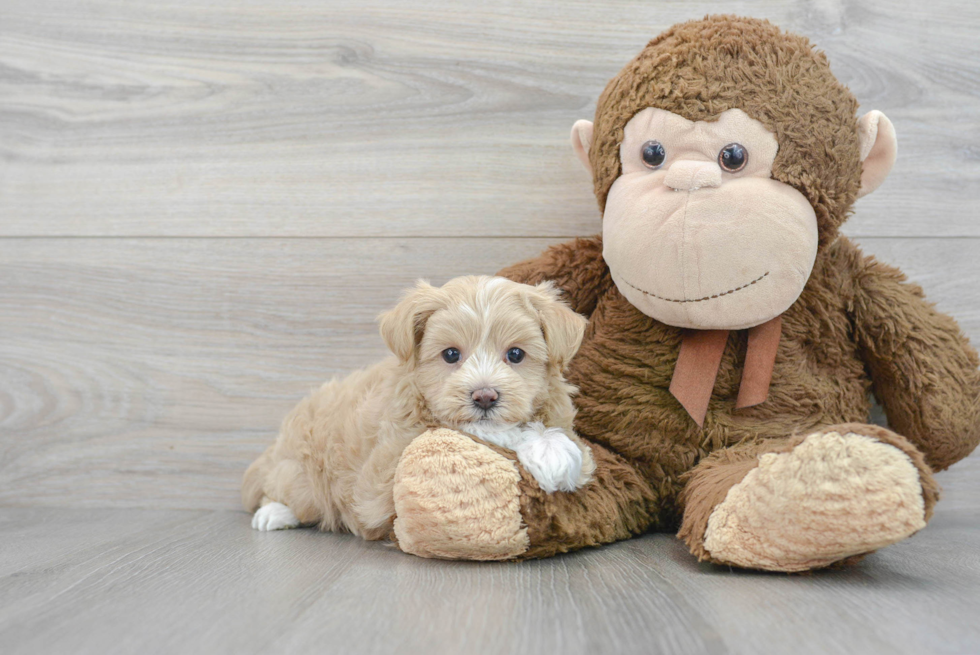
<box><xmin>251</xmin><ymin>502</ymin><xmax>300</xmax><ymax>531</ymax></box>
<box><xmin>515</xmin><ymin>426</ymin><xmax>584</xmax><ymax>493</ymax></box>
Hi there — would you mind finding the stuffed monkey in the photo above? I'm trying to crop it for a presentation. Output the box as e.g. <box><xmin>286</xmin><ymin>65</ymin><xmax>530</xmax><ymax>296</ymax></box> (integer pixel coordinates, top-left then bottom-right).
<box><xmin>389</xmin><ymin>16</ymin><xmax>980</xmax><ymax>571</ymax></box>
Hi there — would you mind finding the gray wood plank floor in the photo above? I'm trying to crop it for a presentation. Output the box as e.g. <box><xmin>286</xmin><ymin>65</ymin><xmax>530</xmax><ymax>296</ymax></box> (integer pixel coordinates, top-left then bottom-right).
<box><xmin>2</xmin><ymin>0</ymin><xmax>980</xmax><ymax>653</ymax></box>
<box><xmin>1</xmin><ymin>482</ymin><xmax>978</xmax><ymax>655</ymax></box>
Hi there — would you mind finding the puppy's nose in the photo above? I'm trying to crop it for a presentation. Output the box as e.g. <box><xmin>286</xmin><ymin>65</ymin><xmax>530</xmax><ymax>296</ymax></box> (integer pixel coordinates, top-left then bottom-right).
<box><xmin>471</xmin><ymin>388</ymin><xmax>499</xmax><ymax>410</ymax></box>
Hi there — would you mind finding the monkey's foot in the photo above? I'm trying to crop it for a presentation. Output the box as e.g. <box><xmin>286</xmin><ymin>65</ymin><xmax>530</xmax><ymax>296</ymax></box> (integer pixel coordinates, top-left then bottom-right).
<box><xmin>392</xmin><ymin>428</ymin><xmax>530</xmax><ymax>560</ymax></box>
<box><xmin>691</xmin><ymin>425</ymin><xmax>938</xmax><ymax>572</ymax></box>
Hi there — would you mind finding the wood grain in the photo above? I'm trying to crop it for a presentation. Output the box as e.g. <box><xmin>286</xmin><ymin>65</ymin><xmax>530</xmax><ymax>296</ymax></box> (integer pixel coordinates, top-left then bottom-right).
<box><xmin>1</xmin><ymin>236</ymin><xmax>978</xmax><ymax>510</ymax></box>
<box><xmin>1</xmin><ymin>0</ymin><xmax>979</xmax><ymax>238</ymax></box>
<box><xmin>0</xmin><ymin>505</ymin><xmax>977</xmax><ymax>655</ymax></box>
<box><xmin>0</xmin><ymin>237</ymin><xmax>556</xmax><ymax>508</ymax></box>
<box><xmin>2</xmin><ymin>2</ymin><xmax>980</xmax><ymax>652</ymax></box>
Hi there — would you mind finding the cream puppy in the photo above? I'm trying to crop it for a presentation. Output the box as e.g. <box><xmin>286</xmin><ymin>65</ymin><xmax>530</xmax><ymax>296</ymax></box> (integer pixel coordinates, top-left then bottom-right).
<box><xmin>243</xmin><ymin>275</ymin><xmax>594</xmax><ymax>538</ymax></box>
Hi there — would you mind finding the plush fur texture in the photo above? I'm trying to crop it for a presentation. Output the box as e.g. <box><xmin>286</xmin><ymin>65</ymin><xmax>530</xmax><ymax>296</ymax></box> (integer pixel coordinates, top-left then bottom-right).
<box><xmin>451</xmin><ymin>17</ymin><xmax>978</xmax><ymax>567</ymax></box>
<box><xmin>701</xmin><ymin>429</ymin><xmax>929</xmax><ymax>571</ymax></box>
<box><xmin>393</xmin><ymin>428</ymin><xmax>529</xmax><ymax>560</ymax></box>
<box><xmin>294</xmin><ymin>16</ymin><xmax>979</xmax><ymax>570</ymax></box>
<box><xmin>242</xmin><ymin>276</ymin><xmax>590</xmax><ymax>539</ymax></box>
<box><xmin>679</xmin><ymin>423</ymin><xmax>940</xmax><ymax>569</ymax></box>
<box><xmin>495</xmin><ymin>228</ymin><xmax>978</xmax><ymax>565</ymax></box>
<box><xmin>602</xmin><ymin>106</ymin><xmax>818</xmax><ymax>330</ymax></box>
<box><xmin>589</xmin><ymin>15</ymin><xmax>863</xmax><ymax>249</ymax></box>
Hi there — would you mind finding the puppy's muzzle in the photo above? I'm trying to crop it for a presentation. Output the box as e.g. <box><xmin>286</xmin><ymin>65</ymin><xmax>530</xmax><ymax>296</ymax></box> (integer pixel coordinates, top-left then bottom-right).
<box><xmin>471</xmin><ymin>388</ymin><xmax>499</xmax><ymax>410</ymax></box>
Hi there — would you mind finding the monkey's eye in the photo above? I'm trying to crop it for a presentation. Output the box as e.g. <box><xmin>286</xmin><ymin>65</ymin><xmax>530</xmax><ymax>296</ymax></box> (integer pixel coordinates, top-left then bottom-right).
<box><xmin>506</xmin><ymin>347</ymin><xmax>525</xmax><ymax>364</ymax></box>
<box><xmin>442</xmin><ymin>348</ymin><xmax>461</xmax><ymax>364</ymax></box>
<box><xmin>718</xmin><ymin>143</ymin><xmax>748</xmax><ymax>172</ymax></box>
<box><xmin>640</xmin><ymin>140</ymin><xmax>666</xmax><ymax>169</ymax></box>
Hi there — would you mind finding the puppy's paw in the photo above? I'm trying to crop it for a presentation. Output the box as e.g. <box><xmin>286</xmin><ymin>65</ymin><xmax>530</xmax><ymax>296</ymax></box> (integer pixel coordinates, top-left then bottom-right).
<box><xmin>252</xmin><ymin>502</ymin><xmax>300</xmax><ymax>531</ymax></box>
<box><xmin>516</xmin><ymin>426</ymin><xmax>584</xmax><ymax>493</ymax></box>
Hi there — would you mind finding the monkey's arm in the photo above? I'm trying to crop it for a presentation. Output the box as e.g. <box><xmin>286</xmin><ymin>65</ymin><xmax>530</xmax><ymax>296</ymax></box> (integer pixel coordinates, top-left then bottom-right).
<box><xmin>852</xmin><ymin>254</ymin><xmax>980</xmax><ymax>471</ymax></box>
<box><xmin>497</xmin><ymin>236</ymin><xmax>612</xmax><ymax>318</ymax></box>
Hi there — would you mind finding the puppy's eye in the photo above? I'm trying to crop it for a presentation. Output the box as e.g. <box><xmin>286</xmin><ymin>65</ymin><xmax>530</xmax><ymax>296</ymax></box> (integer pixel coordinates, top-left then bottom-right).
<box><xmin>718</xmin><ymin>143</ymin><xmax>748</xmax><ymax>172</ymax></box>
<box><xmin>640</xmin><ymin>140</ymin><xmax>666</xmax><ymax>169</ymax></box>
<box><xmin>442</xmin><ymin>348</ymin><xmax>460</xmax><ymax>364</ymax></box>
<box><xmin>506</xmin><ymin>347</ymin><xmax>525</xmax><ymax>364</ymax></box>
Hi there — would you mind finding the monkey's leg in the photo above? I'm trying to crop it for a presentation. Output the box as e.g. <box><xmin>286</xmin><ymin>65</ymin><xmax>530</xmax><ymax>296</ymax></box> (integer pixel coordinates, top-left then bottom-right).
<box><xmin>391</xmin><ymin>428</ymin><xmax>658</xmax><ymax>560</ymax></box>
<box><xmin>678</xmin><ymin>423</ymin><xmax>940</xmax><ymax>572</ymax></box>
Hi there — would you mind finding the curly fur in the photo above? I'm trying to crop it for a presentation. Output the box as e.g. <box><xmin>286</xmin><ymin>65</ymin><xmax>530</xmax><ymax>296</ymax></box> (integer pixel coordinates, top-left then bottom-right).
<box><xmin>243</xmin><ymin>276</ymin><xmax>589</xmax><ymax>539</ymax></box>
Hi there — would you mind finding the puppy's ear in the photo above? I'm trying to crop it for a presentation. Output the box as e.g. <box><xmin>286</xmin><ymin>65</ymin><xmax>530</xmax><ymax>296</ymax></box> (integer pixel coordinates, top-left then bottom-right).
<box><xmin>378</xmin><ymin>280</ymin><xmax>444</xmax><ymax>363</ymax></box>
<box><xmin>526</xmin><ymin>282</ymin><xmax>587</xmax><ymax>370</ymax></box>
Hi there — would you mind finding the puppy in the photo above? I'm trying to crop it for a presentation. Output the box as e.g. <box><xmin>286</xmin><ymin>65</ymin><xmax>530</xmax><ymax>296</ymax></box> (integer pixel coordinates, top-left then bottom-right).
<box><xmin>242</xmin><ymin>275</ymin><xmax>594</xmax><ymax>538</ymax></box>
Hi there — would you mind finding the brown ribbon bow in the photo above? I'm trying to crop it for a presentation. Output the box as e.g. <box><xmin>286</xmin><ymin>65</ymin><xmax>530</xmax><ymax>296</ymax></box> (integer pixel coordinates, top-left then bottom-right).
<box><xmin>668</xmin><ymin>315</ymin><xmax>782</xmax><ymax>427</ymax></box>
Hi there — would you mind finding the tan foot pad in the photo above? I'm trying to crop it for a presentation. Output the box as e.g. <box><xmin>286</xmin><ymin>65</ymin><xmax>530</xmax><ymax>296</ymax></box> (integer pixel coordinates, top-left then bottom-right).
<box><xmin>392</xmin><ymin>428</ymin><xmax>529</xmax><ymax>561</ymax></box>
<box><xmin>703</xmin><ymin>431</ymin><xmax>927</xmax><ymax>572</ymax></box>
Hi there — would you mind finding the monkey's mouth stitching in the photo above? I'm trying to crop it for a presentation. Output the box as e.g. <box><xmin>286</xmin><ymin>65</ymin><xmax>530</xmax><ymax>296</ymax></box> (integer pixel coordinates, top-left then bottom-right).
<box><xmin>622</xmin><ymin>272</ymin><xmax>770</xmax><ymax>304</ymax></box>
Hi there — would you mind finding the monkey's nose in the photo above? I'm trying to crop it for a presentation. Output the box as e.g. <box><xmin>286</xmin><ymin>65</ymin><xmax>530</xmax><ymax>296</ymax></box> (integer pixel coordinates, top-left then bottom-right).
<box><xmin>471</xmin><ymin>388</ymin><xmax>499</xmax><ymax>410</ymax></box>
<box><xmin>664</xmin><ymin>160</ymin><xmax>723</xmax><ymax>191</ymax></box>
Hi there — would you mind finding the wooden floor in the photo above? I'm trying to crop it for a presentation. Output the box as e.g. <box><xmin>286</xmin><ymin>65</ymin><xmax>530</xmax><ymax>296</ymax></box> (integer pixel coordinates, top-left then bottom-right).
<box><xmin>2</xmin><ymin>476</ymin><xmax>979</xmax><ymax>655</ymax></box>
<box><xmin>2</xmin><ymin>0</ymin><xmax>980</xmax><ymax>653</ymax></box>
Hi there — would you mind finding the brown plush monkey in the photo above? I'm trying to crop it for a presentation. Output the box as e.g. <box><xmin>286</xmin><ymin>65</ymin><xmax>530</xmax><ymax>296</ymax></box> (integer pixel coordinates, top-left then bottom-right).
<box><xmin>389</xmin><ymin>16</ymin><xmax>980</xmax><ymax>571</ymax></box>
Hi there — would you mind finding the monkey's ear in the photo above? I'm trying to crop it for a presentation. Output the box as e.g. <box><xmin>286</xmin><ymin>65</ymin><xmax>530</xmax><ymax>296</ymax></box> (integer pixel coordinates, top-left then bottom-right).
<box><xmin>856</xmin><ymin>111</ymin><xmax>897</xmax><ymax>199</ymax></box>
<box><xmin>570</xmin><ymin>120</ymin><xmax>594</xmax><ymax>174</ymax></box>
<box><xmin>378</xmin><ymin>281</ymin><xmax>444</xmax><ymax>363</ymax></box>
<box><xmin>528</xmin><ymin>282</ymin><xmax>587</xmax><ymax>370</ymax></box>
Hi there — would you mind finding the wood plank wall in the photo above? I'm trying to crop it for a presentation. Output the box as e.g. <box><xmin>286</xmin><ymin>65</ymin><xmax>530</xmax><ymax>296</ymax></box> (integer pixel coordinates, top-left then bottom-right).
<box><xmin>2</xmin><ymin>0</ymin><xmax>978</xmax><ymax>509</ymax></box>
